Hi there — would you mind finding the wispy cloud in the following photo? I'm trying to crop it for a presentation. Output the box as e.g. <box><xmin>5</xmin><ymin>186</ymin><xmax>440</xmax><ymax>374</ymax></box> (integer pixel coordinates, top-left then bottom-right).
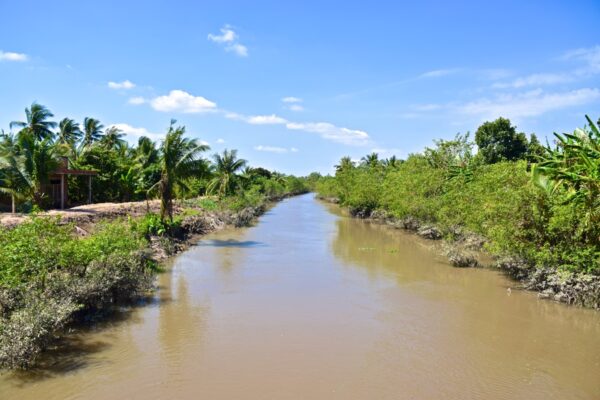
<box><xmin>0</xmin><ymin>50</ymin><xmax>28</xmax><ymax>62</ymax></box>
<box><xmin>371</xmin><ymin>147</ymin><xmax>402</xmax><ymax>156</ymax></box>
<box><xmin>208</xmin><ymin>25</ymin><xmax>248</xmax><ymax>57</ymax></box>
<box><xmin>282</xmin><ymin>96</ymin><xmax>304</xmax><ymax>111</ymax></box>
<box><xmin>458</xmin><ymin>88</ymin><xmax>600</xmax><ymax>119</ymax></box>
<box><xmin>282</xmin><ymin>97</ymin><xmax>302</xmax><ymax>103</ymax></box>
<box><xmin>108</xmin><ymin>80</ymin><xmax>135</xmax><ymax>90</ymax></box>
<box><xmin>562</xmin><ymin>45</ymin><xmax>600</xmax><ymax>74</ymax></box>
<box><xmin>254</xmin><ymin>145</ymin><xmax>299</xmax><ymax>153</ymax></box>
<box><xmin>110</xmin><ymin>123</ymin><xmax>163</xmax><ymax>141</ymax></box>
<box><xmin>492</xmin><ymin>45</ymin><xmax>600</xmax><ymax>89</ymax></box>
<box><xmin>286</xmin><ymin>122</ymin><xmax>369</xmax><ymax>146</ymax></box>
<box><xmin>128</xmin><ymin>96</ymin><xmax>145</xmax><ymax>105</ymax></box>
<box><xmin>225</xmin><ymin>113</ymin><xmax>287</xmax><ymax>125</ymax></box>
<box><xmin>150</xmin><ymin>90</ymin><xmax>217</xmax><ymax>113</ymax></box>
<box><xmin>419</xmin><ymin>68</ymin><xmax>462</xmax><ymax>78</ymax></box>
<box><xmin>492</xmin><ymin>73</ymin><xmax>572</xmax><ymax>89</ymax></box>
<box><xmin>216</xmin><ymin>138</ymin><xmax>226</xmax><ymax>144</ymax></box>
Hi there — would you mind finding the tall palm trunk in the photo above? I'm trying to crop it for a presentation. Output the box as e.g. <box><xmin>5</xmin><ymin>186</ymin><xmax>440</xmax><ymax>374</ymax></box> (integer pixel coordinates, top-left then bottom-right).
<box><xmin>11</xmin><ymin>194</ymin><xmax>15</xmax><ymax>214</ymax></box>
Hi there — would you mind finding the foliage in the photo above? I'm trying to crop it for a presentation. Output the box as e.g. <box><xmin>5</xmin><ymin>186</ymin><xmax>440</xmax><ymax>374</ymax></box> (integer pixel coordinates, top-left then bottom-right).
<box><xmin>315</xmin><ymin>116</ymin><xmax>600</xmax><ymax>274</ymax></box>
<box><xmin>475</xmin><ymin>117</ymin><xmax>529</xmax><ymax>164</ymax></box>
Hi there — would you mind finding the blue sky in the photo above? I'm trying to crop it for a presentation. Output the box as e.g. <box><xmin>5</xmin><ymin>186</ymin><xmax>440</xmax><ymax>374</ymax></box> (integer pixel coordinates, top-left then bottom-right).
<box><xmin>1</xmin><ymin>0</ymin><xmax>599</xmax><ymax>175</ymax></box>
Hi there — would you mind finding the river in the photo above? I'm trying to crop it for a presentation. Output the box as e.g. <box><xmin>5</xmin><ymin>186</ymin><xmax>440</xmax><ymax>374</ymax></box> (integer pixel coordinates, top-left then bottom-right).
<box><xmin>1</xmin><ymin>194</ymin><xmax>599</xmax><ymax>399</ymax></box>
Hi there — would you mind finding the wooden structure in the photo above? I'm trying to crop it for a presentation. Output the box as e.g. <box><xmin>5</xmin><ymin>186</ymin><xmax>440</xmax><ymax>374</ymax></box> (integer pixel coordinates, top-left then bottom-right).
<box><xmin>45</xmin><ymin>157</ymin><xmax>98</xmax><ymax>209</ymax></box>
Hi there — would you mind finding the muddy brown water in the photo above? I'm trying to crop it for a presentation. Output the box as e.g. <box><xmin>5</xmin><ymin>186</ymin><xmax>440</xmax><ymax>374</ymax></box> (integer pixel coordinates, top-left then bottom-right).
<box><xmin>1</xmin><ymin>194</ymin><xmax>599</xmax><ymax>399</ymax></box>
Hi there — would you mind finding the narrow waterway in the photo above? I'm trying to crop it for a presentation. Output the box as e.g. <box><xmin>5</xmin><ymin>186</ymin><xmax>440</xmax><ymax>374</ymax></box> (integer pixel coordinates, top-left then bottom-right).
<box><xmin>1</xmin><ymin>194</ymin><xmax>599</xmax><ymax>399</ymax></box>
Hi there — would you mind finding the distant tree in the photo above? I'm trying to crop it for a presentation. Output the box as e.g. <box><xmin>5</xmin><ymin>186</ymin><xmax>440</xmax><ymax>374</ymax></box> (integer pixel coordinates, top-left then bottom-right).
<box><xmin>527</xmin><ymin>133</ymin><xmax>546</xmax><ymax>162</ymax></box>
<box><xmin>208</xmin><ymin>149</ymin><xmax>247</xmax><ymax>197</ymax></box>
<box><xmin>152</xmin><ymin>120</ymin><xmax>210</xmax><ymax>222</ymax></box>
<box><xmin>361</xmin><ymin>152</ymin><xmax>380</xmax><ymax>168</ymax></box>
<box><xmin>0</xmin><ymin>133</ymin><xmax>29</xmax><ymax>213</ymax></box>
<box><xmin>56</xmin><ymin>118</ymin><xmax>82</xmax><ymax>146</ymax></box>
<box><xmin>475</xmin><ymin>117</ymin><xmax>528</xmax><ymax>163</ymax></box>
<box><xmin>335</xmin><ymin>156</ymin><xmax>355</xmax><ymax>173</ymax></box>
<box><xmin>101</xmin><ymin>126</ymin><xmax>127</xmax><ymax>150</ymax></box>
<box><xmin>81</xmin><ymin>117</ymin><xmax>104</xmax><ymax>148</ymax></box>
<box><xmin>425</xmin><ymin>133</ymin><xmax>474</xmax><ymax>169</ymax></box>
<box><xmin>382</xmin><ymin>155</ymin><xmax>402</xmax><ymax>169</ymax></box>
<box><xmin>10</xmin><ymin>102</ymin><xmax>57</xmax><ymax>141</ymax></box>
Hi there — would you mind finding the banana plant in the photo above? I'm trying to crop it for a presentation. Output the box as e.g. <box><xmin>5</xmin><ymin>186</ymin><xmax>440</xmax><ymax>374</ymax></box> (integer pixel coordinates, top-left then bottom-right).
<box><xmin>532</xmin><ymin>115</ymin><xmax>600</xmax><ymax>224</ymax></box>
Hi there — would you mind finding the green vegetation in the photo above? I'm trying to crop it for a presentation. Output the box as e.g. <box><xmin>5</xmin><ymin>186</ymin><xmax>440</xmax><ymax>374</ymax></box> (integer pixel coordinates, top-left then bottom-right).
<box><xmin>0</xmin><ymin>102</ymin><xmax>309</xmax><ymax>216</ymax></box>
<box><xmin>315</xmin><ymin>116</ymin><xmax>600</xmax><ymax>275</ymax></box>
<box><xmin>0</xmin><ymin>102</ymin><xmax>310</xmax><ymax>369</ymax></box>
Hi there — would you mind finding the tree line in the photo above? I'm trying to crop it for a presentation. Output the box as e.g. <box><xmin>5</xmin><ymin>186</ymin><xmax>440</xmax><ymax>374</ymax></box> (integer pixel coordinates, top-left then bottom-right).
<box><xmin>315</xmin><ymin>116</ymin><xmax>600</xmax><ymax>274</ymax></box>
<box><xmin>0</xmin><ymin>102</ymin><xmax>308</xmax><ymax>220</ymax></box>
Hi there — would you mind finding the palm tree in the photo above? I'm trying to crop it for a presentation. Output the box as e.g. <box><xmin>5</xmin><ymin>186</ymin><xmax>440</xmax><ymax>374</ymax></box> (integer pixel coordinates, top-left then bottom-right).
<box><xmin>16</xmin><ymin>131</ymin><xmax>58</xmax><ymax>207</ymax></box>
<box><xmin>56</xmin><ymin>118</ymin><xmax>82</xmax><ymax>146</ymax></box>
<box><xmin>0</xmin><ymin>133</ymin><xmax>30</xmax><ymax>213</ymax></box>
<box><xmin>382</xmin><ymin>155</ymin><xmax>402</xmax><ymax>169</ymax></box>
<box><xmin>101</xmin><ymin>126</ymin><xmax>127</xmax><ymax>150</ymax></box>
<box><xmin>81</xmin><ymin>117</ymin><xmax>104</xmax><ymax>148</ymax></box>
<box><xmin>361</xmin><ymin>152</ymin><xmax>379</xmax><ymax>168</ymax></box>
<box><xmin>335</xmin><ymin>156</ymin><xmax>355</xmax><ymax>173</ymax></box>
<box><xmin>208</xmin><ymin>149</ymin><xmax>247</xmax><ymax>197</ymax></box>
<box><xmin>152</xmin><ymin>120</ymin><xmax>209</xmax><ymax>222</ymax></box>
<box><xmin>10</xmin><ymin>102</ymin><xmax>57</xmax><ymax>141</ymax></box>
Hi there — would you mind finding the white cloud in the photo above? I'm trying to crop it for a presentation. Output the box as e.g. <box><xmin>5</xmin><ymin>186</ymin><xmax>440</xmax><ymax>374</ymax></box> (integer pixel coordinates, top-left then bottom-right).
<box><xmin>216</xmin><ymin>138</ymin><xmax>226</xmax><ymax>144</ymax></box>
<box><xmin>413</xmin><ymin>103</ymin><xmax>442</xmax><ymax>111</ymax></box>
<box><xmin>108</xmin><ymin>80</ymin><xmax>135</xmax><ymax>90</ymax></box>
<box><xmin>371</xmin><ymin>147</ymin><xmax>402</xmax><ymax>156</ymax></box>
<box><xmin>226</xmin><ymin>113</ymin><xmax>287</xmax><ymax>125</ymax></box>
<box><xmin>150</xmin><ymin>90</ymin><xmax>217</xmax><ymax>113</ymax></box>
<box><xmin>110</xmin><ymin>123</ymin><xmax>163</xmax><ymax>141</ymax></box>
<box><xmin>282</xmin><ymin>97</ymin><xmax>304</xmax><ymax>111</ymax></box>
<box><xmin>458</xmin><ymin>88</ymin><xmax>600</xmax><ymax>119</ymax></box>
<box><xmin>420</xmin><ymin>68</ymin><xmax>461</xmax><ymax>78</ymax></box>
<box><xmin>226</xmin><ymin>43</ymin><xmax>248</xmax><ymax>57</ymax></box>
<box><xmin>0</xmin><ymin>51</ymin><xmax>28</xmax><ymax>62</ymax></box>
<box><xmin>128</xmin><ymin>96</ymin><xmax>145</xmax><ymax>105</ymax></box>
<box><xmin>285</xmin><ymin>122</ymin><xmax>370</xmax><ymax>146</ymax></box>
<box><xmin>282</xmin><ymin>97</ymin><xmax>302</xmax><ymax>103</ymax></box>
<box><xmin>254</xmin><ymin>145</ymin><xmax>299</xmax><ymax>154</ymax></box>
<box><xmin>492</xmin><ymin>73</ymin><xmax>572</xmax><ymax>89</ymax></box>
<box><xmin>208</xmin><ymin>25</ymin><xmax>248</xmax><ymax>57</ymax></box>
<box><xmin>247</xmin><ymin>114</ymin><xmax>287</xmax><ymax>125</ymax></box>
<box><xmin>562</xmin><ymin>45</ymin><xmax>600</xmax><ymax>74</ymax></box>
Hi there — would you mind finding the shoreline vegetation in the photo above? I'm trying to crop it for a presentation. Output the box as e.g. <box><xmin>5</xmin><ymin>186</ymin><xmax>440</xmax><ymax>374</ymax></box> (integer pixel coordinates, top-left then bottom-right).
<box><xmin>313</xmin><ymin>116</ymin><xmax>600</xmax><ymax>310</ymax></box>
<box><xmin>0</xmin><ymin>102</ymin><xmax>311</xmax><ymax>369</ymax></box>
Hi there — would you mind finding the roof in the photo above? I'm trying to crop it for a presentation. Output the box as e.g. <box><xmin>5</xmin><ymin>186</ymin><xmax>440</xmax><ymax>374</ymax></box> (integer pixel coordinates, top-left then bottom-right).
<box><xmin>53</xmin><ymin>168</ymin><xmax>98</xmax><ymax>176</ymax></box>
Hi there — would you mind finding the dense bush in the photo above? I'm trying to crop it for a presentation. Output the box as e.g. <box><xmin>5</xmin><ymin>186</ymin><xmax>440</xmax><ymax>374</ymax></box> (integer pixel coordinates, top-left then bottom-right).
<box><xmin>0</xmin><ymin>218</ymin><xmax>153</xmax><ymax>368</ymax></box>
<box><xmin>315</xmin><ymin>117</ymin><xmax>600</xmax><ymax>274</ymax></box>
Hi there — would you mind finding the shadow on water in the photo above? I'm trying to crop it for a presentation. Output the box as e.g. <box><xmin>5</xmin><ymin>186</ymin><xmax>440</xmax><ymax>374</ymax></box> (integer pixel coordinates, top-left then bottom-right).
<box><xmin>197</xmin><ymin>239</ymin><xmax>266</xmax><ymax>248</ymax></box>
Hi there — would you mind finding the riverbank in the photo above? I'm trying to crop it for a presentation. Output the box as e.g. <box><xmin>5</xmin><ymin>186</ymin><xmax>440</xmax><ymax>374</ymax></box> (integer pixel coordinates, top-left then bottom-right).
<box><xmin>318</xmin><ymin>195</ymin><xmax>600</xmax><ymax>310</ymax></box>
<box><xmin>0</xmin><ymin>194</ymin><xmax>296</xmax><ymax>370</ymax></box>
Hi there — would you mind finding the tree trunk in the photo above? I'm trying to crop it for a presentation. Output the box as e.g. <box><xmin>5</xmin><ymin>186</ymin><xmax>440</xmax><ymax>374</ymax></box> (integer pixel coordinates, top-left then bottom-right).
<box><xmin>11</xmin><ymin>194</ymin><xmax>15</xmax><ymax>214</ymax></box>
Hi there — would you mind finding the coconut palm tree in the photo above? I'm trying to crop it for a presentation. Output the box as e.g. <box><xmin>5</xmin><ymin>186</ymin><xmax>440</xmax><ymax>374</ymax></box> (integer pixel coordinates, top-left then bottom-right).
<box><xmin>101</xmin><ymin>126</ymin><xmax>127</xmax><ymax>150</ymax></box>
<box><xmin>382</xmin><ymin>155</ymin><xmax>401</xmax><ymax>169</ymax></box>
<box><xmin>208</xmin><ymin>149</ymin><xmax>247</xmax><ymax>197</ymax></box>
<box><xmin>81</xmin><ymin>117</ymin><xmax>104</xmax><ymax>148</ymax></box>
<box><xmin>56</xmin><ymin>118</ymin><xmax>82</xmax><ymax>146</ymax></box>
<box><xmin>361</xmin><ymin>152</ymin><xmax>380</xmax><ymax>168</ymax></box>
<box><xmin>335</xmin><ymin>156</ymin><xmax>354</xmax><ymax>173</ymax></box>
<box><xmin>16</xmin><ymin>131</ymin><xmax>58</xmax><ymax>207</ymax></box>
<box><xmin>0</xmin><ymin>133</ymin><xmax>30</xmax><ymax>213</ymax></box>
<box><xmin>10</xmin><ymin>102</ymin><xmax>57</xmax><ymax>141</ymax></box>
<box><xmin>152</xmin><ymin>120</ymin><xmax>209</xmax><ymax>222</ymax></box>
